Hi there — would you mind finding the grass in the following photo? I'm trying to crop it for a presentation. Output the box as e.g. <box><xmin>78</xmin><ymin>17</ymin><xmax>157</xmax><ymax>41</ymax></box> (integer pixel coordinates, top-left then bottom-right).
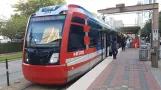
<box><xmin>0</xmin><ymin>53</ymin><xmax>22</xmax><ymax>62</ymax></box>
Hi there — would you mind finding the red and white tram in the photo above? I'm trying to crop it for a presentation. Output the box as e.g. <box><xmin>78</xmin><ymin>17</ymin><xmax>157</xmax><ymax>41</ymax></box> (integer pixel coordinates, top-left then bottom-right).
<box><xmin>22</xmin><ymin>4</ymin><xmax>122</xmax><ymax>85</ymax></box>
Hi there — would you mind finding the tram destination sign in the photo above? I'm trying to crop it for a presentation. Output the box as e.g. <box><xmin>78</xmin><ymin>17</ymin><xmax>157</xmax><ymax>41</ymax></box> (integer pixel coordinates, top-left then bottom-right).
<box><xmin>32</xmin><ymin>15</ymin><xmax>65</xmax><ymax>21</ymax></box>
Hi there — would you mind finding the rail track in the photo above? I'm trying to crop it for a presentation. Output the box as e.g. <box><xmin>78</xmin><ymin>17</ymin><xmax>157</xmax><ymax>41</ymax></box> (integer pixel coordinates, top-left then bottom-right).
<box><xmin>19</xmin><ymin>79</ymin><xmax>77</xmax><ymax>90</ymax></box>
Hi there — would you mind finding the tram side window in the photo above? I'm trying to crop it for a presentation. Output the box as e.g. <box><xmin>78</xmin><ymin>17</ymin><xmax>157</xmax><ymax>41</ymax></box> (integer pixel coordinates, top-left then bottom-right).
<box><xmin>107</xmin><ymin>35</ymin><xmax>111</xmax><ymax>46</ymax></box>
<box><xmin>67</xmin><ymin>24</ymin><xmax>85</xmax><ymax>52</ymax></box>
<box><xmin>89</xmin><ymin>29</ymin><xmax>98</xmax><ymax>48</ymax></box>
<box><xmin>95</xmin><ymin>32</ymin><xmax>101</xmax><ymax>47</ymax></box>
<box><xmin>87</xmin><ymin>20</ymin><xmax>102</xmax><ymax>29</ymax></box>
<box><xmin>99</xmin><ymin>32</ymin><xmax>104</xmax><ymax>48</ymax></box>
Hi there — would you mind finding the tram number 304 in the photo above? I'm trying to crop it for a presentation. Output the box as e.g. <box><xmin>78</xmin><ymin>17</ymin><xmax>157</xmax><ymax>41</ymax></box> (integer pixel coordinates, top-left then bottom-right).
<box><xmin>73</xmin><ymin>51</ymin><xmax>84</xmax><ymax>57</ymax></box>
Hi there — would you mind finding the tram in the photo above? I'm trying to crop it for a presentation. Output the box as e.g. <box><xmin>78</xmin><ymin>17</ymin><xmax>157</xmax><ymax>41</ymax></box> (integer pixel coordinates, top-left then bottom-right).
<box><xmin>22</xmin><ymin>4</ymin><xmax>122</xmax><ymax>84</ymax></box>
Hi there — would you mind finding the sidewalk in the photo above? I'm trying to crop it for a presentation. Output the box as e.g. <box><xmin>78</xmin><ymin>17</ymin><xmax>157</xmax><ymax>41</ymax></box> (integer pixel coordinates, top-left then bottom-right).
<box><xmin>87</xmin><ymin>49</ymin><xmax>161</xmax><ymax>90</ymax></box>
<box><xmin>0</xmin><ymin>52</ymin><xmax>21</xmax><ymax>56</ymax></box>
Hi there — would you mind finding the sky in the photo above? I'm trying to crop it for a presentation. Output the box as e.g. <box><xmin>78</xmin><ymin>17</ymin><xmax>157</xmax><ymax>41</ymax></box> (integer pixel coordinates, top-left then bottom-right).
<box><xmin>0</xmin><ymin>0</ymin><xmax>18</xmax><ymax>18</ymax></box>
<box><xmin>65</xmin><ymin>0</ymin><xmax>161</xmax><ymax>26</ymax></box>
<box><xmin>0</xmin><ymin>0</ymin><xmax>160</xmax><ymax>26</ymax></box>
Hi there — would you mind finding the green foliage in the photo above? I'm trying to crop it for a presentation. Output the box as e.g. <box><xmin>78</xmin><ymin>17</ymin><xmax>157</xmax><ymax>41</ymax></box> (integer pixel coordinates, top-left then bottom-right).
<box><xmin>0</xmin><ymin>0</ymin><xmax>66</xmax><ymax>40</ymax></box>
<box><xmin>141</xmin><ymin>19</ymin><xmax>152</xmax><ymax>37</ymax></box>
<box><xmin>13</xmin><ymin>0</ymin><xmax>66</xmax><ymax>16</ymax></box>
<box><xmin>0</xmin><ymin>43</ymin><xmax>23</xmax><ymax>54</ymax></box>
<box><xmin>141</xmin><ymin>12</ymin><xmax>161</xmax><ymax>38</ymax></box>
<box><xmin>159</xmin><ymin>12</ymin><xmax>161</xmax><ymax>33</ymax></box>
<box><xmin>91</xmin><ymin>12</ymin><xmax>97</xmax><ymax>17</ymax></box>
<box><xmin>1</xmin><ymin>14</ymin><xmax>28</xmax><ymax>40</ymax></box>
<box><xmin>91</xmin><ymin>12</ymin><xmax>102</xmax><ymax>19</ymax></box>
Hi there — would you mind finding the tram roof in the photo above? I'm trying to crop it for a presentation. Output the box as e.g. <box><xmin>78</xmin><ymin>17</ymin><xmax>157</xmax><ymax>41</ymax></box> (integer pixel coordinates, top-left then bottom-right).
<box><xmin>35</xmin><ymin>4</ymin><xmax>119</xmax><ymax>32</ymax></box>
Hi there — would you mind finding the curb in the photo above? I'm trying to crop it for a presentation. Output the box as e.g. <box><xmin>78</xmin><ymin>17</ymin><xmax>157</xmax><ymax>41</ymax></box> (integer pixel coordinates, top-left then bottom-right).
<box><xmin>0</xmin><ymin>58</ymin><xmax>22</xmax><ymax>63</ymax></box>
<box><xmin>0</xmin><ymin>52</ymin><xmax>21</xmax><ymax>56</ymax></box>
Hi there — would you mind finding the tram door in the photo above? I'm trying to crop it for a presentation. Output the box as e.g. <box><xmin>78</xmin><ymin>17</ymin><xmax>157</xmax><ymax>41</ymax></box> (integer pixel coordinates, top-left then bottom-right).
<box><xmin>100</xmin><ymin>32</ymin><xmax>107</xmax><ymax>59</ymax></box>
<box><xmin>103</xmin><ymin>33</ymin><xmax>107</xmax><ymax>59</ymax></box>
<box><xmin>105</xmin><ymin>33</ymin><xmax>109</xmax><ymax>57</ymax></box>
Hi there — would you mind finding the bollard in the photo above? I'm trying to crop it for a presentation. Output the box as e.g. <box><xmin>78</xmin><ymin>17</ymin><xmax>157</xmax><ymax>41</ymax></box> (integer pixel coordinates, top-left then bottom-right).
<box><xmin>5</xmin><ymin>59</ymin><xmax>10</xmax><ymax>86</ymax></box>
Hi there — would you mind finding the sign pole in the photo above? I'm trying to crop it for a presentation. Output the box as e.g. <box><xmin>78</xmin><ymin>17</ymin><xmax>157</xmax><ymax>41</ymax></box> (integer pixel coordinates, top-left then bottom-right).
<box><xmin>151</xmin><ymin>6</ymin><xmax>159</xmax><ymax>68</ymax></box>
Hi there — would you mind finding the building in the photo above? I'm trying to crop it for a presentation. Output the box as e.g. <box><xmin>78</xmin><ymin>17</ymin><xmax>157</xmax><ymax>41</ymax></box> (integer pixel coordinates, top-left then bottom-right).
<box><xmin>114</xmin><ymin>20</ymin><xmax>124</xmax><ymax>28</ymax></box>
<box><xmin>108</xmin><ymin>17</ymin><xmax>115</xmax><ymax>27</ymax></box>
<box><xmin>106</xmin><ymin>17</ymin><xmax>124</xmax><ymax>28</ymax></box>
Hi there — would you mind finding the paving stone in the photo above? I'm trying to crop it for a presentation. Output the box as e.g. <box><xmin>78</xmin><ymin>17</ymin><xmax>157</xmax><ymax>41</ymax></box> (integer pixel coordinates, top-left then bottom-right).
<box><xmin>104</xmin><ymin>81</ymin><xmax>111</xmax><ymax>86</ymax></box>
<box><xmin>123</xmin><ymin>76</ymin><xmax>129</xmax><ymax>80</ymax></box>
<box><xmin>108</xmin><ymin>86</ymin><xmax>115</xmax><ymax>88</ymax></box>
<box><xmin>128</xmin><ymin>88</ymin><xmax>134</xmax><ymax>90</ymax></box>
<box><xmin>93</xmin><ymin>88</ymin><xmax>100</xmax><ymax>90</ymax></box>
<box><xmin>134</xmin><ymin>88</ymin><xmax>142</xmax><ymax>90</ymax></box>
<box><xmin>87</xmin><ymin>49</ymin><xmax>161</xmax><ymax>90</ymax></box>
<box><xmin>140</xmin><ymin>83</ymin><xmax>149</xmax><ymax>88</ymax></box>
<box><xmin>99</xmin><ymin>87</ymin><xmax>107</xmax><ymax>90</ymax></box>
<box><xmin>128</xmin><ymin>86</ymin><xmax>135</xmax><ymax>88</ymax></box>
<box><xmin>107</xmin><ymin>88</ymin><xmax>114</xmax><ymax>90</ymax></box>
<box><xmin>141</xmin><ymin>88</ymin><xmax>149</xmax><ymax>90</ymax></box>
<box><xmin>120</xmin><ymin>87</ymin><xmax>128</xmax><ymax>90</ymax></box>
<box><xmin>115</xmin><ymin>87</ymin><xmax>121</xmax><ymax>89</ymax></box>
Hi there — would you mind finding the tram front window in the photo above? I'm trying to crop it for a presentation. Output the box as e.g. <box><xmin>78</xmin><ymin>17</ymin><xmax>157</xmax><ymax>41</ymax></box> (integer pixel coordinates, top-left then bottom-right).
<box><xmin>26</xmin><ymin>15</ymin><xmax>66</xmax><ymax>48</ymax></box>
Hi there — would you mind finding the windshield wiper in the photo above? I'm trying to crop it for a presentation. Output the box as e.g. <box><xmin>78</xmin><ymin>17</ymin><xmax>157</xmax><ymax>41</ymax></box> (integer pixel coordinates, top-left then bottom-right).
<box><xmin>29</xmin><ymin>26</ymin><xmax>34</xmax><ymax>46</ymax></box>
<box><xmin>48</xmin><ymin>38</ymin><xmax>61</xmax><ymax>43</ymax></box>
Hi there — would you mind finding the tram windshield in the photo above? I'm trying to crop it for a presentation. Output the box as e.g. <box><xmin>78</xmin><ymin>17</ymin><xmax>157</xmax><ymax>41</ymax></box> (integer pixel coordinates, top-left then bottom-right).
<box><xmin>26</xmin><ymin>15</ymin><xmax>66</xmax><ymax>47</ymax></box>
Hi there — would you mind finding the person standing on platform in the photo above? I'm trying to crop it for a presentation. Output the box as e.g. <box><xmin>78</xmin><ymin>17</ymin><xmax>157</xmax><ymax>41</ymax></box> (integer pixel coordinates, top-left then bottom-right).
<box><xmin>122</xmin><ymin>37</ymin><xmax>126</xmax><ymax>51</ymax></box>
<box><xmin>111</xmin><ymin>37</ymin><xmax>118</xmax><ymax>59</ymax></box>
<box><xmin>130</xmin><ymin>38</ymin><xmax>133</xmax><ymax>48</ymax></box>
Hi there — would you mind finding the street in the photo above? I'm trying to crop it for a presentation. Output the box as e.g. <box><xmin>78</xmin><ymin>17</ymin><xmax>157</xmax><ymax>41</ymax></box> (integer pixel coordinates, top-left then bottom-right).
<box><xmin>0</xmin><ymin>59</ymin><xmax>23</xmax><ymax>85</ymax></box>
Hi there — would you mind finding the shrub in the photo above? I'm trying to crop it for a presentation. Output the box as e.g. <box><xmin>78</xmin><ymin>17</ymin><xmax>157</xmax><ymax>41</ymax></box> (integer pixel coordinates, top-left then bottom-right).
<box><xmin>0</xmin><ymin>43</ymin><xmax>23</xmax><ymax>54</ymax></box>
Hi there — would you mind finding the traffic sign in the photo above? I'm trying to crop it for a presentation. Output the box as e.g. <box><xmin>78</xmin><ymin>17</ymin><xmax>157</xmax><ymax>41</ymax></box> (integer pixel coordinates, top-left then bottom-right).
<box><xmin>153</xmin><ymin>29</ymin><xmax>158</xmax><ymax>41</ymax></box>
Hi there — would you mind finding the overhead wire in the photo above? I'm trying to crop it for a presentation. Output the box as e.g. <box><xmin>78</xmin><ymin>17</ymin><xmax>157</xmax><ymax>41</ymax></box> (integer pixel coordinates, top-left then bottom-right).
<box><xmin>91</xmin><ymin>0</ymin><xmax>105</xmax><ymax>18</ymax></box>
<box><xmin>91</xmin><ymin>0</ymin><xmax>100</xmax><ymax>10</ymax></box>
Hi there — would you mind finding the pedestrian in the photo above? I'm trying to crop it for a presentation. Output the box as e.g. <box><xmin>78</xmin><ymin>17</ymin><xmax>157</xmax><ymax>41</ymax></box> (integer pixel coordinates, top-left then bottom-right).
<box><xmin>129</xmin><ymin>38</ymin><xmax>133</xmax><ymax>48</ymax></box>
<box><xmin>122</xmin><ymin>37</ymin><xmax>126</xmax><ymax>51</ymax></box>
<box><xmin>111</xmin><ymin>37</ymin><xmax>118</xmax><ymax>59</ymax></box>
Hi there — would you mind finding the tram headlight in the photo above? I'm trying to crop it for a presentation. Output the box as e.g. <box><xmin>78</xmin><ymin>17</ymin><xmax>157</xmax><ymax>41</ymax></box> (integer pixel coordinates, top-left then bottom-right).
<box><xmin>24</xmin><ymin>53</ymin><xmax>29</xmax><ymax>63</ymax></box>
<box><xmin>49</xmin><ymin>53</ymin><xmax>59</xmax><ymax>64</ymax></box>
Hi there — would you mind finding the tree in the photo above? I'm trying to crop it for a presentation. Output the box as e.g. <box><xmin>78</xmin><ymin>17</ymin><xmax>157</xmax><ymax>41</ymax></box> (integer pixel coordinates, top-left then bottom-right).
<box><xmin>13</xmin><ymin>0</ymin><xmax>66</xmax><ymax>16</ymax></box>
<box><xmin>91</xmin><ymin>12</ymin><xmax>102</xmax><ymax>19</ymax></box>
<box><xmin>141</xmin><ymin>19</ymin><xmax>152</xmax><ymax>37</ymax></box>
<box><xmin>0</xmin><ymin>0</ymin><xmax>66</xmax><ymax>40</ymax></box>
<box><xmin>0</xmin><ymin>18</ymin><xmax>6</xmax><ymax>36</ymax></box>
<box><xmin>91</xmin><ymin>12</ymin><xmax>97</xmax><ymax>17</ymax></box>
<box><xmin>141</xmin><ymin>12</ymin><xmax>161</xmax><ymax>38</ymax></box>
<box><xmin>0</xmin><ymin>14</ymin><xmax>28</xmax><ymax>41</ymax></box>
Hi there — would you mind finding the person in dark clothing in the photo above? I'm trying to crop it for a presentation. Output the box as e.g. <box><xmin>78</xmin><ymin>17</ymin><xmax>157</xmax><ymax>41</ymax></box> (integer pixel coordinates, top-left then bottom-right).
<box><xmin>111</xmin><ymin>37</ymin><xmax>118</xmax><ymax>59</ymax></box>
<box><xmin>121</xmin><ymin>37</ymin><xmax>126</xmax><ymax>51</ymax></box>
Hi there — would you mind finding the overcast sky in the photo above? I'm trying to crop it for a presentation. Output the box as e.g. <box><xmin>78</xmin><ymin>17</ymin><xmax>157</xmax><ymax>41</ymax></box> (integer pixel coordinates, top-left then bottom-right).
<box><xmin>0</xmin><ymin>0</ymin><xmax>160</xmax><ymax>25</ymax></box>
<box><xmin>65</xmin><ymin>0</ymin><xmax>161</xmax><ymax>26</ymax></box>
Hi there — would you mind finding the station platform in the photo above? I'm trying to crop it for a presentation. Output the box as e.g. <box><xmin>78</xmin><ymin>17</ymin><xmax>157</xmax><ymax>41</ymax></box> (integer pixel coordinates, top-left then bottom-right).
<box><xmin>1</xmin><ymin>48</ymin><xmax>161</xmax><ymax>90</ymax></box>
<box><xmin>68</xmin><ymin>48</ymin><xmax>161</xmax><ymax>90</ymax></box>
